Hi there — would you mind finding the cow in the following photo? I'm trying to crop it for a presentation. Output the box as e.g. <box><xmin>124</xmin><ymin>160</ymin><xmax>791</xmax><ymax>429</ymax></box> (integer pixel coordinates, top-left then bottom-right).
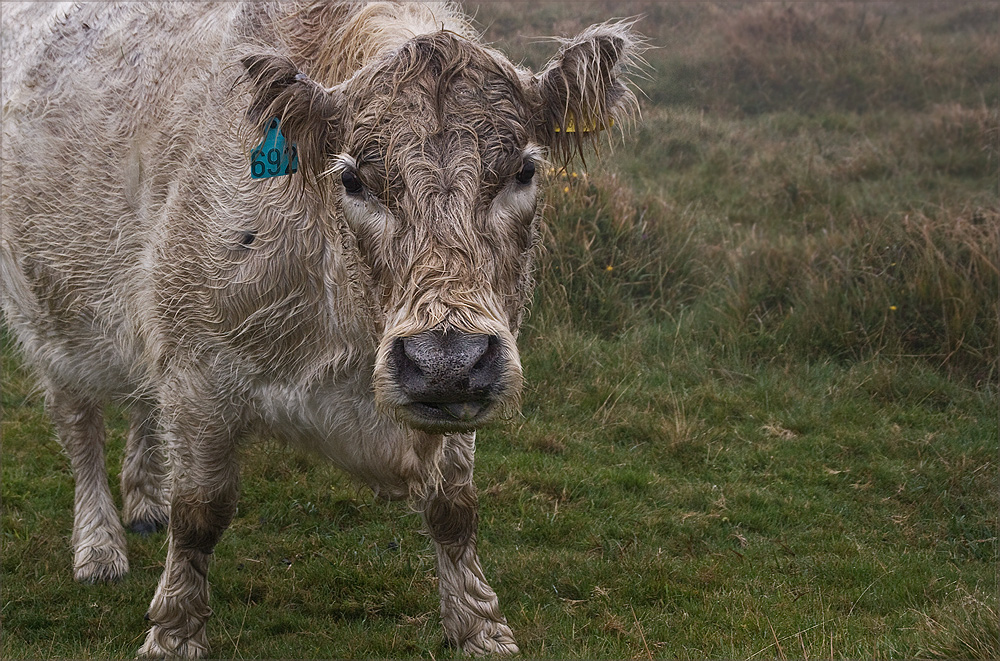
<box><xmin>0</xmin><ymin>1</ymin><xmax>640</xmax><ymax>656</ymax></box>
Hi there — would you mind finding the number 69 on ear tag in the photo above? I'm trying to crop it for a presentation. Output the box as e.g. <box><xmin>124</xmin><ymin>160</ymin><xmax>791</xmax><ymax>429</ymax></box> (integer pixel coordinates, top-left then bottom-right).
<box><xmin>250</xmin><ymin>118</ymin><xmax>299</xmax><ymax>179</ymax></box>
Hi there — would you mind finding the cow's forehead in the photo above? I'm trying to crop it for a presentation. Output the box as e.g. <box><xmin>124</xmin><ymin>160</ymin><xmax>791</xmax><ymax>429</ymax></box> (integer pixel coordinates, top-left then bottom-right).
<box><xmin>341</xmin><ymin>33</ymin><xmax>531</xmax><ymax>170</ymax></box>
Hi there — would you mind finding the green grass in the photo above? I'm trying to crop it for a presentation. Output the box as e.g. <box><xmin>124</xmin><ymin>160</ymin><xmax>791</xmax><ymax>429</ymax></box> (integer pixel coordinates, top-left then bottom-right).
<box><xmin>3</xmin><ymin>2</ymin><xmax>998</xmax><ymax>659</ymax></box>
<box><xmin>3</xmin><ymin>328</ymin><xmax>996</xmax><ymax>658</ymax></box>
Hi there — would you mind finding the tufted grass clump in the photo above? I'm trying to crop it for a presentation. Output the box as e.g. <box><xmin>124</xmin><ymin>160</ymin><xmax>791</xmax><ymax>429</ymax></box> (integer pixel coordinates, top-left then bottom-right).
<box><xmin>532</xmin><ymin>170</ymin><xmax>997</xmax><ymax>382</ymax></box>
<box><xmin>705</xmin><ymin>207</ymin><xmax>999</xmax><ymax>381</ymax></box>
<box><xmin>532</xmin><ymin>170</ymin><xmax>706</xmax><ymax>337</ymax></box>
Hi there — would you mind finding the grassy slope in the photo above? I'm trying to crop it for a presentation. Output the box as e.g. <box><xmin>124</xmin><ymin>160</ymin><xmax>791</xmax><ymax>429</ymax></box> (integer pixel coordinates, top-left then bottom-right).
<box><xmin>3</xmin><ymin>2</ymin><xmax>998</xmax><ymax>659</ymax></box>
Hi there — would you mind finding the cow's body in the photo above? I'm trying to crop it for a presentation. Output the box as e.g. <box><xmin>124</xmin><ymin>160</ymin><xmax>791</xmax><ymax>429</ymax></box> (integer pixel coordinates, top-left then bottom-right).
<box><xmin>1</xmin><ymin>1</ymin><xmax>638</xmax><ymax>656</ymax></box>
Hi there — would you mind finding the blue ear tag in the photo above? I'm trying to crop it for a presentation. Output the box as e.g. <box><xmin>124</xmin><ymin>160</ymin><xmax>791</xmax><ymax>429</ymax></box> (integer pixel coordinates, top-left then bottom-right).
<box><xmin>250</xmin><ymin>118</ymin><xmax>299</xmax><ymax>179</ymax></box>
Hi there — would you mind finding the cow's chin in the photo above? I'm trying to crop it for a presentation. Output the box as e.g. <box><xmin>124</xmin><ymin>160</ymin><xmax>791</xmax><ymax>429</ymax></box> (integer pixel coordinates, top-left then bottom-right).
<box><xmin>395</xmin><ymin>399</ymin><xmax>499</xmax><ymax>434</ymax></box>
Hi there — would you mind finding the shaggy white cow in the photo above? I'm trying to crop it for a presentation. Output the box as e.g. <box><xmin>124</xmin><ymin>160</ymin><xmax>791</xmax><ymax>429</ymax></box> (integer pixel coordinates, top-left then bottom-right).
<box><xmin>1</xmin><ymin>1</ymin><xmax>640</xmax><ymax>656</ymax></box>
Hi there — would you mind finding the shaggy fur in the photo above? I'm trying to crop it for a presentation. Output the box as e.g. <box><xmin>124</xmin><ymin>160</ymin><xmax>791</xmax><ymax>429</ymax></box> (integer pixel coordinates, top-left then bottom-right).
<box><xmin>1</xmin><ymin>1</ymin><xmax>641</xmax><ymax>657</ymax></box>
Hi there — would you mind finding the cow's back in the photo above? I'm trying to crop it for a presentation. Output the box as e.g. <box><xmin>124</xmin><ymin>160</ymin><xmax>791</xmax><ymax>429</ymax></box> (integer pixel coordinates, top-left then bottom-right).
<box><xmin>1</xmin><ymin>3</ymin><xmax>249</xmax><ymax>395</ymax></box>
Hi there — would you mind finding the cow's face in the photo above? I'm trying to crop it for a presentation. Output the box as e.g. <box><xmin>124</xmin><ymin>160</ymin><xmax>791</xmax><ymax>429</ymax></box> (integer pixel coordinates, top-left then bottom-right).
<box><xmin>243</xmin><ymin>23</ymin><xmax>639</xmax><ymax>433</ymax></box>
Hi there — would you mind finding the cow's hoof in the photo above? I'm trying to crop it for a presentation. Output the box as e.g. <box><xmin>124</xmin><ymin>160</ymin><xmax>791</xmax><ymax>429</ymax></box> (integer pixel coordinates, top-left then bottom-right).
<box><xmin>461</xmin><ymin>621</ymin><xmax>519</xmax><ymax>656</ymax></box>
<box><xmin>138</xmin><ymin>626</ymin><xmax>209</xmax><ymax>659</ymax></box>
<box><xmin>73</xmin><ymin>546</ymin><xmax>129</xmax><ymax>584</ymax></box>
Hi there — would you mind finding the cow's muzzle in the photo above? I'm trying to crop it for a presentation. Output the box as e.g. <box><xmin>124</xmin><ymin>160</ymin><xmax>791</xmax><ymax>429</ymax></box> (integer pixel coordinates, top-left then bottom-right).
<box><xmin>390</xmin><ymin>329</ymin><xmax>506</xmax><ymax>432</ymax></box>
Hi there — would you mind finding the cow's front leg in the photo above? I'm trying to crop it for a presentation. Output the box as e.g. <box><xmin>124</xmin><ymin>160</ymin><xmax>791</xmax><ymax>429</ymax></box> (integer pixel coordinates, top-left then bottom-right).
<box><xmin>422</xmin><ymin>432</ymin><xmax>518</xmax><ymax>655</ymax></box>
<box><xmin>138</xmin><ymin>402</ymin><xmax>241</xmax><ymax>659</ymax></box>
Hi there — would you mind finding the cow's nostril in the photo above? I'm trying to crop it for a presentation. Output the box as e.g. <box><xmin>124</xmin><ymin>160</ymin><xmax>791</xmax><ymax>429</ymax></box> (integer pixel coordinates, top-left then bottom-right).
<box><xmin>467</xmin><ymin>335</ymin><xmax>501</xmax><ymax>391</ymax></box>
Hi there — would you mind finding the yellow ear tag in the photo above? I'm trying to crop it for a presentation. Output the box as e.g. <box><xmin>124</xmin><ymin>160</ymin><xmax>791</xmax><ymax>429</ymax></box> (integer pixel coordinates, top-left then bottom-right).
<box><xmin>555</xmin><ymin>115</ymin><xmax>614</xmax><ymax>133</ymax></box>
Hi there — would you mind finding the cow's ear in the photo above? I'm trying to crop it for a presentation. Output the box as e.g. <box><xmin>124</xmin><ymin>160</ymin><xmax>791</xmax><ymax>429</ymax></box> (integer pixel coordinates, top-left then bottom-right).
<box><xmin>530</xmin><ymin>21</ymin><xmax>643</xmax><ymax>164</ymax></box>
<box><xmin>241</xmin><ymin>55</ymin><xmax>343</xmax><ymax>187</ymax></box>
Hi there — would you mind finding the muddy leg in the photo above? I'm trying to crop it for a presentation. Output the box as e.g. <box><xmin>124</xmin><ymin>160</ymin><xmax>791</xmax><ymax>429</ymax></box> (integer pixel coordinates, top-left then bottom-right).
<box><xmin>121</xmin><ymin>403</ymin><xmax>170</xmax><ymax>535</ymax></box>
<box><xmin>45</xmin><ymin>381</ymin><xmax>128</xmax><ymax>583</ymax></box>
<box><xmin>422</xmin><ymin>432</ymin><xmax>518</xmax><ymax>655</ymax></box>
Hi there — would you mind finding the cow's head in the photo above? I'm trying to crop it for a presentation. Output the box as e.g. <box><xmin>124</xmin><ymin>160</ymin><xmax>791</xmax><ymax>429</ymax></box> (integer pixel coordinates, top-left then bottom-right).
<box><xmin>242</xmin><ymin>22</ymin><xmax>640</xmax><ymax>433</ymax></box>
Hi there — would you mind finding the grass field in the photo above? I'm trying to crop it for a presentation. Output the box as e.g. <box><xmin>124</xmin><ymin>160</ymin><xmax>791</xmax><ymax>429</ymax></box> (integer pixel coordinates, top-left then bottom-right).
<box><xmin>3</xmin><ymin>2</ymin><xmax>998</xmax><ymax>659</ymax></box>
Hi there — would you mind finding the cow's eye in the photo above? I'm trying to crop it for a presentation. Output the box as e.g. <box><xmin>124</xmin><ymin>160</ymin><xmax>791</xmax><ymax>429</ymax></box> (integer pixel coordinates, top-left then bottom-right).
<box><xmin>515</xmin><ymin>159</ymin><xmax>535</xmax><ymax>185</ymax></box>
<box><xmin>341</xmin><ymin>168</ymin><xmax>364</xmax><ymax>196</ymax></box>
